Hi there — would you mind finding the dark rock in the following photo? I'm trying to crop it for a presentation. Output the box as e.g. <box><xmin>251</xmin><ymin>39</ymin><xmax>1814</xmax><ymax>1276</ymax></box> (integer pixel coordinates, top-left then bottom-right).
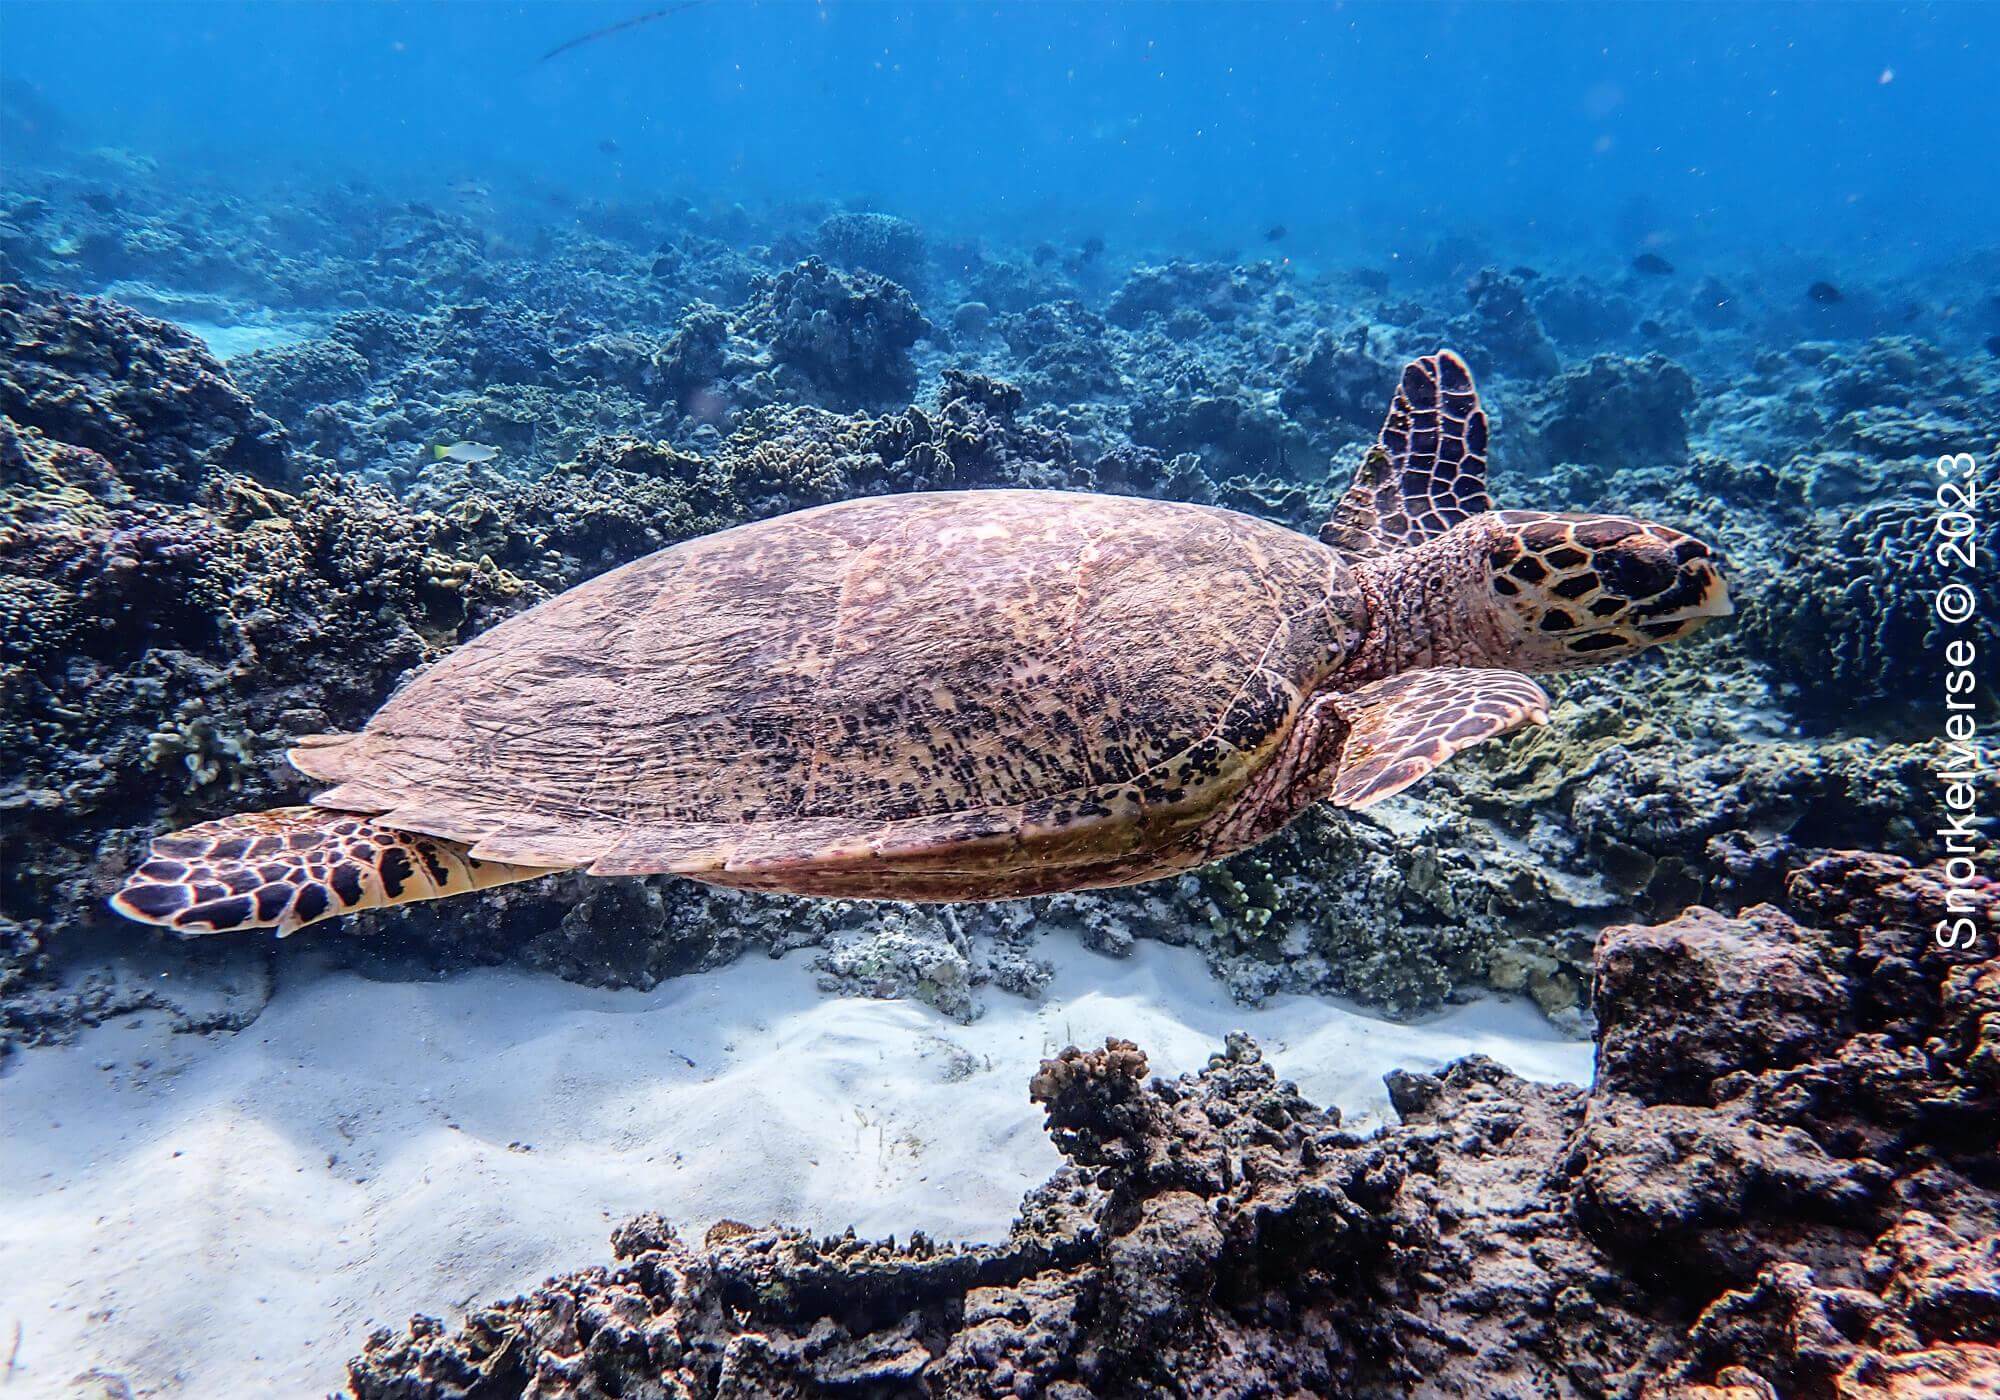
<box><xmin>1278</xmin><ymin>325</ymin><xmax>1398</xmax><ymax>434</ymax></box>
<box><xmin>1107</xmin><ymin>261</ymin><xmax>1258</xmax><ymax>329</ymax></box>
<box><xmin>1460</xmin><ymin>266</ymin><xmax>1561</xmax><ymax>379</ymax></box>
<box><xmin>1592</xmin><ymin>903</ymin><xmax>1847</xmax><ymax>1103</ymax></box>
<box><xmin>1525</xmin><ymin>351</ymin><xmax>1699</xmax><ymax>470</ymax></box>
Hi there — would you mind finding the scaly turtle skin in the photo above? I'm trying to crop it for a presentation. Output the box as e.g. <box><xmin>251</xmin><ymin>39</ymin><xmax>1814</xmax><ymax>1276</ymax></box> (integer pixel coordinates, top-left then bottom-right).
<box><xmin>113</xmin><ymin>350</ymin><xmax>1732</xmax><ymax>935</ymax></box>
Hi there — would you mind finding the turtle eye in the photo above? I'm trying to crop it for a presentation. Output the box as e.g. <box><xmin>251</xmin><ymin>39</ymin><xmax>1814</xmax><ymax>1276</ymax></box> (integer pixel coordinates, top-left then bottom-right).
<box><xmin>1596</xmin><ymin>539</ymin><xmax>1678</xmax><ymax>601</ymax></box>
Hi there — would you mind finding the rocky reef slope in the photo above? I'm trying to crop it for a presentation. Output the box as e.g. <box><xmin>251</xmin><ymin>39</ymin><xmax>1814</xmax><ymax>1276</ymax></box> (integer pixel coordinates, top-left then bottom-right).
<box><xmin>346</xmin><ymin>852</ymin><xmax>1997</xmax><ymax>1398</ymax></box>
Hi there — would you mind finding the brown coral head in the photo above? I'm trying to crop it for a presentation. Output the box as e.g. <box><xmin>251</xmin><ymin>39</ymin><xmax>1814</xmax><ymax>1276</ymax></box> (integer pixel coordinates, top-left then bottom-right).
<box><xmin>1482</xmin><ymin>509</ymin><xmax>1731</xmax><ymax>672</ymax></box>
<box><xmin>1029</xmin><ymin>1038</ymin><xmax>1155</xmax><ymax>1169</ymax></box>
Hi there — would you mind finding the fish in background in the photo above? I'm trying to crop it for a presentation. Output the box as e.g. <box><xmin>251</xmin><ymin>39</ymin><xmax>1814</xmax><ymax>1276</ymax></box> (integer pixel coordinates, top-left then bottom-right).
<box><xmin>1632</xmin><ymin>251</ymin><xmax>1675</xmax><ymax>275</ymax></box>
<box><xmin>1808</xmin><ymin>280</ymin><xmax>1845</xmax><ymax>305</ymax></box>
<box><xmin>1060</xmin><ymin>235</ymin><xmax>1107</xmax><ymax>276</ymax></box>
<box><xmin>433</xmin><ymin>442</ymin><xmax>501</xmax><ymax>465</ymax></box>
<box><xmin>447</xmin><ymin>179</ymin><xmax>495</xmax><ymax>215</ymax></box>
<box><xmin>1264</xmin><ymin>224</ymin><xmax>1288</xmax><ymax>242</ymax></box>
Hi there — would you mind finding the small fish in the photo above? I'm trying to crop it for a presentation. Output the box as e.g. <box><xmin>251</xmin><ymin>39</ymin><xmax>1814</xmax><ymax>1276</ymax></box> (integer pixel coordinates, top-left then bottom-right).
<box><xmin>1509</xmin><ymin>265</ymin><xmax>1541</xmax><ymax>281</ymax></box>
<box><xmin>1632</xmin><ymin>252</ymin><xmax>1675</xmax><ymax>276</ymax></box>
<box><xmin>1807</xmin><ymin>280</ymin><xmax>1844</xmax><ymax>305</ymax></box>
<box><xmin>1984</xmin><ymin>334</ymin><xmax>2000</xmax><ymax>357</ymax></box>
<box><xmin>1264</xmin><ymin>224</ymin><xmax>1288</xmax><ymax>243</ymax></box>
<box><xmin>433</xmin><ymin>441</ymin><xmax>501</xmax><ymax>465</ymax></box>
<box><xmin>597</xmin><ymin>138</ymin><xmax>621</xmax><ymax>156</ymax></box>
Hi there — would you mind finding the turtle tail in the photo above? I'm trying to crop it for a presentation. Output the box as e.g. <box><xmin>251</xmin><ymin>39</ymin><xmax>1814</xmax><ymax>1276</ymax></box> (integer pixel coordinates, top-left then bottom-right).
<box><xmin>109</xmin><ymin>806</ymin><xmax>561</xmax><ymax>936</ymax></box>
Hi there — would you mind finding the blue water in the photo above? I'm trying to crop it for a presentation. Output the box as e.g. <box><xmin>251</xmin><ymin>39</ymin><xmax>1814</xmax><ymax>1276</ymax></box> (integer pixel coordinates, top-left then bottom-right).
<box><xmin>5</xmin><ymin>1</ymin><xmax>1995</xmax><ymax>264</ymax></box>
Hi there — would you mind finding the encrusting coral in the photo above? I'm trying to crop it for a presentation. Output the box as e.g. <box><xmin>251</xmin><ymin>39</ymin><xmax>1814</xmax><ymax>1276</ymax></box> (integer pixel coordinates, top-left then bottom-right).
<box><xmin>0</xmin><ymin>282</ymin><xmax>287</xmax><ymax>494</ymax></box>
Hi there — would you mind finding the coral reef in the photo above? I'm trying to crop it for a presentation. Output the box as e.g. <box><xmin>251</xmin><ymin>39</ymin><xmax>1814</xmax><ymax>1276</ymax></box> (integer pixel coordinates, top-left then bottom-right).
<box><xmin>1747</xmin><ymin>494</ymin><xmax>2000</xmax><ymax>718</ymax></box>
<box><xmin>7</xmin><ymin>77</ymin><xmax>2000</xmax><ymax>1400</ymax></box>
<box><xmin>345</xmin><ymin>852</ymin><xmax>1999</xmax><ymax>1399</ymax></box>
<box><xmin>6</xmin><ymin>152</ymin><xmax>1999</xmax><ymax>1048</ymax></box>
<box><xmin>231</xmin><ymin>301</ymin><xmax>664</xmax><ymax>480</ymax></box>
<box><xmin>1107</xmin><ymin>260</ymin><xmax>1266</xmax><ymax>329</ymax></box>
<box><xmin>0</xmin><ymin>283</ymin><xmax>287</xmax><ymax>494</ymax></box>
<box><xmin>1523</xmin><ymin>351</ymin><xmax>1699</xmax><ymax>471</ymax></box>
<box><xmin>1458</xmin><ymin>266</ymin><xmax>1560</xmax><ymax>379</ymax></box>
<box><xmin>1278</xmin><ymin>324</ymin><xmax>1400</xmax><ymax>436</ymax></box>
<box><xmin>816</xmin><ymin>210</ymin><xmax>929</xmax><ymax>290</ymax></box>
<box><xmin>734</xmin><ymin>257</ymin><xmax>928</xmax><ymax>406</ymax></box>
<box><xmin>994</xmin><ymin>299</ymin><xmax>1124</xmax><ymax>402</ymax></box>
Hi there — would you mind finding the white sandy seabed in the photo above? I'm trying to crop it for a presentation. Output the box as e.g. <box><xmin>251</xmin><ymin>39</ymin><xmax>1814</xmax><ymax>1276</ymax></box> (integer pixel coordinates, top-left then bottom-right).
<box><xmin>0</xmin><ymin>938</ymin><xmax>1592</xmax><ymax>1397</ymax></box>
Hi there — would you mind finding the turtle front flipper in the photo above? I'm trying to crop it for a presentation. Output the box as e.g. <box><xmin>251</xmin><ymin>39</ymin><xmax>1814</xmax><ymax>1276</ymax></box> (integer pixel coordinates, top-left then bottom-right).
<box><xmin>1320</xmin><ymin>349</ymin><xmax>1493</xmax><ymax>557</ymax></box>
<box><xmin>1325</xmin><ymin>667</ymin><xmax>1550</xmax><ymax>809</ymax></box>
<box><xmin>110</xmin><ymin>806</ymin><xmax>561</xmax><ymax>936</ymax></box>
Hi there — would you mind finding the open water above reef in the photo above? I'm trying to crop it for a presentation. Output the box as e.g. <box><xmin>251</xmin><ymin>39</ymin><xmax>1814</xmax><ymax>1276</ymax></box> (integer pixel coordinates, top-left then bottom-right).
<box><xmin>1</xmin><ymin>2</ymin><xmax>1996</xmax><ymax>1396</ymax></box>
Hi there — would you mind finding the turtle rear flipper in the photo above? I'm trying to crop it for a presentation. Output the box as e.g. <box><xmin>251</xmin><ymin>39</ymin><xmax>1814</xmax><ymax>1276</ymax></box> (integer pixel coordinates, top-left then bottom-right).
<box><xmin>110</xmin><ymin>806</ymin><xmax>559</xmax><ymax>936</ymax></box>
<box><xmin>1326</xmin><ymin>667</ymin><xmax>1549</xmax><ymax>809</ymax></box>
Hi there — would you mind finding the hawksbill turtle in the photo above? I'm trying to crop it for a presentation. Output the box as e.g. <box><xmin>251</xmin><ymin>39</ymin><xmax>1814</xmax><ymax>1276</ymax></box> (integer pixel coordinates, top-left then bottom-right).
<box><xmin>112</xmin><ymin>350</ymin><xmax>1731</xmax><ymax>935</ymax></box>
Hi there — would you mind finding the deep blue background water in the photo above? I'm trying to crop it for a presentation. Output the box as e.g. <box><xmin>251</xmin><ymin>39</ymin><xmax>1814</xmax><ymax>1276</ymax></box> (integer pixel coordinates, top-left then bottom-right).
<box><xmin>4</xmin><ymin>1</ymin><xmax>1995</xmax><ymax>267</ymax></box>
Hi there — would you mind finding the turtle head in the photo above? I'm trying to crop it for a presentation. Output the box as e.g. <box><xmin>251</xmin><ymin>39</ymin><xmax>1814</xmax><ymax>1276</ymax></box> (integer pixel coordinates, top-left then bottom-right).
<box><xmin>1480</xmin><ymin>510</ymin><xmax>1731</xmax><ymax>671</ymax></box>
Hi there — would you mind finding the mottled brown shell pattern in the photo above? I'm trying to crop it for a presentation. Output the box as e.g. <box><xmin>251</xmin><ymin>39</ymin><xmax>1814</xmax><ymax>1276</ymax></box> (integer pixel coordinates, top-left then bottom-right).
<box><xmin>292</xmin><ymin>490</ymin><xmax>1363</xmax><ymax>888</ymax></box>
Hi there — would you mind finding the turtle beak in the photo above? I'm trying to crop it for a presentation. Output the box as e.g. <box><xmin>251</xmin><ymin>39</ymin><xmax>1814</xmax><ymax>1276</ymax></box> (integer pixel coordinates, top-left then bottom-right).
<box><xmin>1690</xmin><ymin>560</ymin><xmax>1732</xmax><ymax>619</ymax></box>
<box><xmin>1640</xmin><ymin>557</ymin><xmax>1732</xmax><ymax>628</ymax></box>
